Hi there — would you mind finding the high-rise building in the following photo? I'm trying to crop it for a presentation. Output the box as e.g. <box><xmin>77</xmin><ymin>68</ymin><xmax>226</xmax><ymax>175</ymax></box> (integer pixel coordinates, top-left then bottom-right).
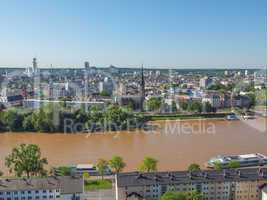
<box><xmin>32</xmin><ymin>57</ymin><xmax>38</xmax><ymax>74</ymax></box>
<box><xmin>84</xmin><ymin>61</ymin><xmax>90</xmax><ymax>69</ymax></box>
<box><xmin>199</xmin><ymin>76</ymin><xmax>213</xmax><ymax>89</ymax></box>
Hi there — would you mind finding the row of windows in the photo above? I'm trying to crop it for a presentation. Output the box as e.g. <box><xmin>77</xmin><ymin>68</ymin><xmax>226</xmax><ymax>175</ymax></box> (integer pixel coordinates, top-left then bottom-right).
<box><xmin>0</xmin><ymin>195</ymin><xmax>60</xmax><ymax>200</ymax></box>
<box><xmin>0</xmin><ymin>190</ymin><xmax>60</xmax><ymax>196</ymax></box>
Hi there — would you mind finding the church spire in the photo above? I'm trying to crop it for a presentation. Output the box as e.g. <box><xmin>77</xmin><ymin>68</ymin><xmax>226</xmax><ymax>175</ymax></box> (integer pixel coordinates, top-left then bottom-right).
<box><xmin>140</xmin><ymin>64</ymin><xmax>145</xmax><ymax>111</ymax></box>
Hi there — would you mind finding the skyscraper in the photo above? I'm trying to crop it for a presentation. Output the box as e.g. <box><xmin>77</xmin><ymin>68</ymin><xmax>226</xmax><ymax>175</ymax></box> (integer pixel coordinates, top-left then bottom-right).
<box><xmin>32</xmin><ymin>57</ymin><xmax>38</xmax><ymax>74</ymax></box>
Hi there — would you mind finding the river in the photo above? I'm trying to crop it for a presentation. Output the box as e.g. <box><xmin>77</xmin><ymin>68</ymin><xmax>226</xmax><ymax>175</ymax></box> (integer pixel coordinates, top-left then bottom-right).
<box><xmin>0</xmin><ymin>118</ymin><xmax>266</xmax><ymax>174</ymax></box>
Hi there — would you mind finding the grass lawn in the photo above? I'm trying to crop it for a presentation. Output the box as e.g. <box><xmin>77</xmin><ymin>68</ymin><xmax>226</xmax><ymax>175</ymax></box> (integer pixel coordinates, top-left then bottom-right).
<box><xmin>84</xmin><ymin>179</ymin><xmax>112</xmax><ymax>191</ymax></box>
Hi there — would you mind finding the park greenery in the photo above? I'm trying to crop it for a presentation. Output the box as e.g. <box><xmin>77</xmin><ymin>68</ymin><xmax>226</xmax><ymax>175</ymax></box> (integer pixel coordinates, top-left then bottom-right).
<box><xmin>84</xmin><ymin>179</ymin><xmax>112</xmax><ymax>191</ymax></box>
<box><xmin>160</xmin><ymin>191</ymin><xmax>203</xmax><ymax>200</ymax></box>
<box><xmin>0</xmin><ymin>103</ymin><xmax>145</xmax><ymax>133</ymax></box>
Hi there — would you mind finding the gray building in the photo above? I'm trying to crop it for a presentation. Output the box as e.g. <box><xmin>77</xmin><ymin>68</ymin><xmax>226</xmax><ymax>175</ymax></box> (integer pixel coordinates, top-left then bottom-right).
<box><xmin>0</xmin><ymin>176</ymin><xmax>84</xmax><ymax>200</ymax></box>
<box><xmin>116</xmin><ymin>168</ymin><xmax>267</xmax><ymax>200</ymax></box>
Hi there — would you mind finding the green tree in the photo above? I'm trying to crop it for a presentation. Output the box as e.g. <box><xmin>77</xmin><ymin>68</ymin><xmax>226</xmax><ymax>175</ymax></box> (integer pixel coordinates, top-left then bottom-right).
<box><xmin>228</xmin><ymin>160</ymin><xmax>240</xmax><ymax>169</ymax></box>
<box><xmin>83</xmin><ymin>172</ymin><xmax>90</xmax><ymax>179</ymax></box>
<box><xmin>186</xmin><ymin>191</ymin><xmax>203</xmax><ymax>200</ymax></box>
<box><xmin>147</xmin><ymin>97</ymin><xmax>162</xmax><ymax>112</ymax></box>
<box><xmin>203</xmin><ymin>102</ymin><xmax>213</xmax><ymax>113</ymax></box>
<box><xmin>5</xmin><ymin>144</ymin><xmax>48</xmax><ymax>178</ymax></box>
<box><xmin>32</xmin><ymin>106</ymin><xmax>55</xmax><ymax>132</ymax></box>
<box><xmin>0</xmin><ymin>170</ymin><xmax>3</xmax><ymax>177</ymax></box>
<box><xmin>96</xmin><ymin>159</ymin><xmax>108</xmax><ymax>180</ymax></box>
<box><xmin>109</xmin><ymin>156</ymin><xmax>126</xmax><ymax>174</ymax></box>
<box><xmin>139</xmin><ymin>157</ymin><xmax>158</xmax><ymax>172</ymax></box>
<box><xmin>99</xmin><ymin>90</ymin><xmax>111</xmax><ymax>97</ymax></box>
<box><xmin>3</xmin><ymin>109</ymin><xmax>24</xmax><ymax>131</ymax></box>
<box><xmin>22</xmin><ymin>114</ymin><xmax>34</xmax><ymax>131</ymax></box>
<box><xmin>171</xmin><ymin>101</ymin><xmax>178</xmax><ymax>113</ymax></box>
<box><xmin>213</xmin><ymin>161</ymin><xmax>223</xmax><ymax>171</ymax></box>
<box><xmin>188</xmin><ymin>102</ymin><xmax>202</xmax><ymax>113</ymax></box>
<box><xmin>188</xmin><ymin>163</ymin><xmax>201</xmax><ymax>172</ymax></box>
<box><xmin>180</xmin><ymin>102</ymin><xmax>188</xmax><ymax>111</ymax></box>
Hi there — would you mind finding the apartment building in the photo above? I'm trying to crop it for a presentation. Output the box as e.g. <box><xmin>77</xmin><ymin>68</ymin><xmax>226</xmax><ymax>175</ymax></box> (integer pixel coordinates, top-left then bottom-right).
<box><xmin>0</xmin><ymin>176</ymin><xmax>84</xmax><ymax>200</ymax></box>
<box><xmin>115</xmin><ymin>168</ymin><xmax>267</xmax><ymax>200</ymax></box>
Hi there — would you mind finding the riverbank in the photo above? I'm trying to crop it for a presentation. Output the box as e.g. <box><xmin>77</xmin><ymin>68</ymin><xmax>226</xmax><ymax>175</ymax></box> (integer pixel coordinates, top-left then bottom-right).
<box><xmin>146</xmin><ymin>112</ymin><xmax>230</xmax><ymax>121</ymax></box>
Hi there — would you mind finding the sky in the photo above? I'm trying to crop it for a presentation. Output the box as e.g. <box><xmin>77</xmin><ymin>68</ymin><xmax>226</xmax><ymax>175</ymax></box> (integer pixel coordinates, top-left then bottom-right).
<box><xmin>0</xmin><ymin>0</ymin><xmax>267</xmax><ymax>68</ymax></box>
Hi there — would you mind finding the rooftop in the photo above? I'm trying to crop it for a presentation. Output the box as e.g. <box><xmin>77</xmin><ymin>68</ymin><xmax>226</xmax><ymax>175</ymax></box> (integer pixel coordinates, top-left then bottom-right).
<box><xmin>117</xmin><ymin>168</ymin><xmax>267</xmax><ymax>187</ymax></box>
<box><xmin>0</xmin><ymin>176</ymin><xmax>83</xmax><ymax>193</ymax></box>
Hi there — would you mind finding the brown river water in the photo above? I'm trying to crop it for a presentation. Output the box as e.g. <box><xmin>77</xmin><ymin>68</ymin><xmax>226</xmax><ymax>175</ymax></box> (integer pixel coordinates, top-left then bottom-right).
<box><xmin>0</xmin><ymin>118</ymin><xmax>266</xmax><ymax>174</ymax></box>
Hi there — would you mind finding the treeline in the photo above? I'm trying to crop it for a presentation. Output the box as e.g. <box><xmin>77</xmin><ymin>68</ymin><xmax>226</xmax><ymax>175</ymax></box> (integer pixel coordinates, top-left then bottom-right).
<box><xmin>146</xmin><ymin>97</ymin><xmax>216</xmax><ymax>113</ymax></box>
<box><xmin>0</xmin><ymin>104</ymin><xmax>145</xmax><ymax>133</ymax></box>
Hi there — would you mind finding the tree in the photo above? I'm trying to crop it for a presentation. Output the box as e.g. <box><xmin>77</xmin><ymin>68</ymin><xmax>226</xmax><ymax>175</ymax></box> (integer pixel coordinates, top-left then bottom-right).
<box><xmin>99</xmin><ymin>90</ymin><xmax>111</xmax><ymax>97</ymax></box>
<box><xmin>3</xmin><ymin>109</ymin><xmax>24</xmax><ymax>131</ymax></box>
<box><xmin>188</xmin><ymin>163</ymin><xmax>201</xmax><ymax>172</ymax></box>
<box><xmin>0</xmin><ymin>170</ymin><xmax>3</xmax><ymax>177</ymax></box>
<box><xmin>139</xmin><ymin>157</ymin><xmax>158</xmax><ymax>172</ymax></box>
<box><xmin>147</xmin><ymin>97</ymin><xmax>162</xmax><ymax>112</ymax></box>
<box><xmin>96</xmin><ymin>159</ymin><xmax>108</xmax><ymax>180</ymax></box>
<box><xmin>5</xmin><ymin>144</ymin><xmax>48</xmax><ymax>178</ymax></box>
<box><xmin>109</xmin><ymin>156</ymin><xmax>126</xmax><ymax>174</ymax></box>
<box><xmin>171</xmin><ymin>101</ymin><xmax>178</xmax><ymax>113</ymax></box>
<box><xmin>228</xmin><ymin>160</ymin><xmax>240</xmax><ymax>169</ymax></box>
<box><xmin>32</xmin><ymin>107</ymin><xmax>55</xmax><ymax>132</ymax></box>
<box><xmin>180</xmin><ymin>102</ymin><xmax>188</xmax><ymax>111</ymax></box>
<box><xmin>188</xmin><ymin>102</ymin><xmax>202</xmax><ymax>113</ymax></box>
<box><xmin>22</xmin><ymin>114</ymin><xmax>34</xmax><ymax>131</ymax></box>
<box><xmin>186</xmin><ymin>191</ymin><xmax>203</xmax><ymax>200</ymax></box>
<box><xmin>83</xmin><ymin>172</ymin><xmax>90</xmax><ymax>179</ymax></box>
<box><xmin>213</xmin><ymin>161</ymin><xmax>223</xmax><ymax>171</ymax></box>
<box><xmin>203</xmin><ymin>102</ymin><xmax>213</xmax><ymax>113</ymax></box>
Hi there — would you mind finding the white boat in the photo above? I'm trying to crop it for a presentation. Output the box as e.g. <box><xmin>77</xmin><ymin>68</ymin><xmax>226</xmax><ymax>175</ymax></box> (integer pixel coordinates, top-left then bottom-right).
<box><xmin>207</xmin><ymin>153</ymin><xmax>267</xmax><ymax>168</ymax></box>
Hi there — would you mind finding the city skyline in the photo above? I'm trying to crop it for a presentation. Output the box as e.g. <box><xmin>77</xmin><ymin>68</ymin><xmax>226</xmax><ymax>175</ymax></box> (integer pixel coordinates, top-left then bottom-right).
<box><xmin>0</xmin><ymin>0</ymin><xmax>267</xmax><ymax>68</ymax></box>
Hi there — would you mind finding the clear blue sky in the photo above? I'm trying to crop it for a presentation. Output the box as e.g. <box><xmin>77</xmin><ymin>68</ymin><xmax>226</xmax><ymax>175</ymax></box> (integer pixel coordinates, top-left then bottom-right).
<box><xmin>0</xmin><ymin>0</ymin><xmax>267</xmax><ymax>68</ymax></box>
